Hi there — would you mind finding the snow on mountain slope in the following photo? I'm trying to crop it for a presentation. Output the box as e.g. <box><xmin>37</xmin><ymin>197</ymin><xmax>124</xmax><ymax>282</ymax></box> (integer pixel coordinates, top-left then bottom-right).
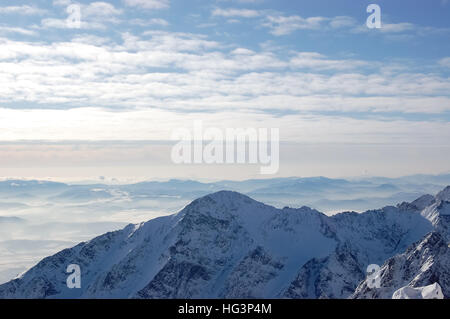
<box><xmin>0</xmin><ymin>192</ymin><xmax>336</xmax><ymax>299</ymax></box>
<box><xmin>419</xmin><ymin>186</ymin><xmax>450</xmax><ymax>241</ymax></box>
<box><xmin>283</xmin><ymin>243</ymin><xmax>363</xmax><ymax>299</ymax></box>
<box><xmin>0</xmin><ymin>215</ymin><xmax>179</xmax><ymax>299</ymax></box>
<box><xmin>135</xmin><ymin>193</ymin><xmax>337</xmax><ymax>299</ymax></box>
<box><xmin>351</xmin><ymin>232</ymin><xmax>450</xmax><ymax>299</ymax></box>
<box><xmin>282</xmin><ymin>204</ymin><xmax>433</xmax><ymax>299</ymax></box>
<box><xmin>0</xmin><ymin>188</ymin><xmax>448</xmax><ymax>299</ymax></box>
<box><xmin>392</xmin><ymin>283</ymin><xmax>444</xmax><ymax>299</ymax></box>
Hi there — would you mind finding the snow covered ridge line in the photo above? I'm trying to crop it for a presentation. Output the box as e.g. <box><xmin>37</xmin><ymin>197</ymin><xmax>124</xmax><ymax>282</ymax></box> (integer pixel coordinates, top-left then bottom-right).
<box><xmin>0</xmin><ymin>187</ymin><xmax>449</xmax><ymax>299</ymax></box>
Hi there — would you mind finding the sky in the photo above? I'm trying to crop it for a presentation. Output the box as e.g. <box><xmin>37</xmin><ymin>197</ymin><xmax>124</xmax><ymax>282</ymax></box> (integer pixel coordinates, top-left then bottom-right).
<box><xmin>0</xmin><ymin>0</ymin><xmax>449</xmax><ymax>182</ymax></box>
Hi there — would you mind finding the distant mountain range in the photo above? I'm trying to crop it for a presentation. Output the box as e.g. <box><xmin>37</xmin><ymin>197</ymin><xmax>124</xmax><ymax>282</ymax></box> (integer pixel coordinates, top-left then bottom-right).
<box><xmin>2</xmin><ymin>173</ymin><xmax>450</xmax><ymax>212</ymax></box>
<box><xmin>1</xmin><ymin>186</ymin><xmax>449</xmax><ymax>299</ymax></box>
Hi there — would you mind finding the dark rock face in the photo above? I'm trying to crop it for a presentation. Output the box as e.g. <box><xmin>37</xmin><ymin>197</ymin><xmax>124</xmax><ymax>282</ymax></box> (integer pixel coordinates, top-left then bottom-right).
<box><xmin>137</xmin><ymin>261</ymin><xmax>211</xmax><ymax>299</ymax></box>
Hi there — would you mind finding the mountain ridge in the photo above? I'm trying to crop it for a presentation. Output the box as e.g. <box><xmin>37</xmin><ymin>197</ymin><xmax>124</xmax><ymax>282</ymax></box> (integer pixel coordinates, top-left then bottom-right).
<box><xmin>0</xmin><ymin>188</ymin><xmax>448</xmax><ymax>299</ymax></box>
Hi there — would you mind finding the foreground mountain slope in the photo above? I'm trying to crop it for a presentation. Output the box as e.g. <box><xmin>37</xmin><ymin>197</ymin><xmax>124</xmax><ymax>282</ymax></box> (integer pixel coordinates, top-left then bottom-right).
<box><xmin>282</xmin><ymin>204</ymin><xmax>433</xmax><ymax>299</ymax></box>
<box><xmin>351</xmin><ymin>232</ymin><xmax>450</xmax><ymax>299</ymax></box>
<box><xmin>392</xmin><ymin>283</ymin><xmax>444</xmax><ymax>299</ymax></box>
<box><xmin>0</xmin><ymin>192</ymin><xmax>336</xmax><ymax>298</ymax></box>
<box><xmin>0</xmin><ymin>188</ymin><xmax>447</xmax><ymax>299</ymax></box>
<box><xmin>420</xmin><ymin>186</ymin><xmax>450</xmax><ymax>240</ymax></box>
<box><xmin>352</xmin><ymin>186</ymin><xmax>450</xmax><ymax>299</ymax></box>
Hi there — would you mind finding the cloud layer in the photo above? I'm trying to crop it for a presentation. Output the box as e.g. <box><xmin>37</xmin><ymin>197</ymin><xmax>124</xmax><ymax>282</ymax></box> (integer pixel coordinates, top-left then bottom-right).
<box><xmin>0</xmin><ymin>1</ymin><xmax>448</xmax><ymax>179</ymax></box>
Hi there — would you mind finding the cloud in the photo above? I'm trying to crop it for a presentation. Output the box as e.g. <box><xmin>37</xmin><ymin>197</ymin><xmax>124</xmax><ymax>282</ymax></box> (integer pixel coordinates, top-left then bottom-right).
<box><xmin>0</xmin><ymin>32</ymin><xmax>449</xmax><ymax>118</ymax></box>
<box><xmin>353</xmin><ymin>22</ymin><xmax>416</xmax><ymax>34</ymax></box>
<box><xmin>290</xmin><ymin>52</ymin><xmax>368</xmax><ymax>71</ymax></box>
<box><xmin>130</xmin><ymin>18</ymin><xmax>169</xmax><ymax>27</ymax></box>
<box><xmin>219</xmin><ymin>0</ymin><xmax>263</xmax><ymax>3</ymax></box>
<box><xmin>0</xmin><ymin>1</ymin><xmax>448</xmax><ymax>194</ymax></box>
<box><xmin>212</xmin><ymin>5</ymin><xmax>447</xmax><ymax>41</ymax></box>
<box><xmin>352</xmin><ymin>21</ymin><xmax>450</xmax><ymax>38</ymax></box>
<box><xmin>41</xmin><ymin>18</ymin><xmax>106</xmax><ymax>30</ymax></box>
<box><xmin>439</xmin><ymin>57</ymin><xmax>450</xmax><ymax>68</ymax></box>
<box><xmin>0</xmin><ymin>5</ymin><xmax>46</xmax><ymax>15</ymax></box>
<box><xmin>123</xmin><ymin>0</ymin><xmax>170</xmax><ymax>10</ymax></box>
<box><xmin>53</xmin><ymin>0</ymin><xmax>72</xmax><ymax>6</ymax></box>
<box><xmin>260</xmin><ymin>13</ymin><xmax>446</xmax><ymax>39</ymax></box>
<box><xmin>0</xmin><ymin>107</ymin><xmax>448</xmax><ymax>146</ymax></box>
<box><xmin>263</xmin><ymin>15</ymin><xmax>328</xmax><ymax>35</ymax></box>
<box><xmin>329</xmin><ymin>16</ymin><xmax>357</xmax><ymax>29</ymax></box>
<box><xmin>231</xmin><ymin>48</ymin><xmax>255</xmax><ymax>55</ymax></box>
<box><xmin>41</xmin><ymin>2</ymin><xmax>123</xmax><ymax>30</ymax></box>
<box><xmin>0</xmin><ymin>27</ymin><xmax>37</xmax><ymax>36</ymax></box>
<box><xmin>380</xmin><ymin>23</ymin><xmax>415</xmax><ymax>33</ymax></box>
<box><xmin>212</xmin><ymin>8</ymin><xmax>261</xmax><ymax>18</ymax></box>
<box><xmin>0</xmin><ymin>2</ymin><xmax>448</xmax><ymax>151</ymax></box>
<box><xmin>83</xmin><ymin>2</ymin><xmax>123</xmax><ymax>18</ymax></box>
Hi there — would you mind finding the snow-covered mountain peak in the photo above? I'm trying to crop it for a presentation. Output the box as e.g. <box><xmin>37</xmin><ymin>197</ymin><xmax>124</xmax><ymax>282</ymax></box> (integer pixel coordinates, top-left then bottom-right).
<box><xmin>410</xmin><ymin>194</ymin><xmax>435</xmax><ymax>210</ymax></box>
<box><xmin>436</xmin><ymin>186</ymin><xmax>450</xmax><ymax>203</ymax></box>
<box><xmin>199</xmin><ymin>190</ymin><xmax>256</xmax><ymax>205</ymax></box>
<box><xmin>420</xmin><ymin>186</ymin><xmax>450</xmax><ymax>228</ymax></box>
<box><xmin>178</xmin><ymin>190</ymin><xmax>276</xmax><ymax>222</ymax></box>
<box><xmin>183</xmin><ymin>191</ymin><xmax>259</xmax><ymax>210</ymax></box>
